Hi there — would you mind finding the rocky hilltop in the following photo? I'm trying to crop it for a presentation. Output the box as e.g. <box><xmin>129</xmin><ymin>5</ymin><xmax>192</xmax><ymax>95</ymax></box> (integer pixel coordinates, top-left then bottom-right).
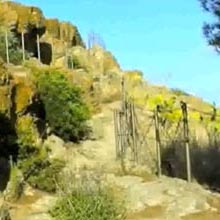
<box><xmin>1</xmin><ymin>1</ymin><xmax>220</xmax><ymax>220</ymax></box>
<box><xmin>0</xmin><ymin>1</ymin><xmax>84</xmax><ymax>64</ymax></box>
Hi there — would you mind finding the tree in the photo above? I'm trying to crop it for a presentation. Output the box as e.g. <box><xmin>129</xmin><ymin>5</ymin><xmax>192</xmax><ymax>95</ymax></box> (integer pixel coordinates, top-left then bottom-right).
<box><xmin>199</xmin><ymin>0</ymin><xmax>220</xmax><ymax>52</ymax></box>
<box><xmin>36</xmin><ymin>70</ymin><xmax>90</xmax><ymax>141</ymax></box>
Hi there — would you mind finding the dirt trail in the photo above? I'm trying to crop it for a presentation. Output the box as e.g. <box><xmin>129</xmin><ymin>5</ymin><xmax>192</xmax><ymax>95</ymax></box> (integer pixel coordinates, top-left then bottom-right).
<box><xmin>4</xmin><ymin>102</ymin><xmax>220</xmax><ymax>220</ymax></box>
<box><xmin>8</xmin><ymin>188</ymin><xmax>56</xmax><ymax>220</ymax></box>
<box><xmin>64</xmin><ymin>102</ymin><xmax>220</xmax><ymax>220</ymax></box>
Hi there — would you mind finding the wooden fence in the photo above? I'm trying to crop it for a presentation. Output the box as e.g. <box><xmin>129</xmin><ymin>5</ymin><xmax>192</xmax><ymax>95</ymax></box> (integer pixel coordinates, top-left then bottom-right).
<box><xmin>113</xmin><ymin>78</ymin><xmax>219</xmax><ymax>183</ymax></box>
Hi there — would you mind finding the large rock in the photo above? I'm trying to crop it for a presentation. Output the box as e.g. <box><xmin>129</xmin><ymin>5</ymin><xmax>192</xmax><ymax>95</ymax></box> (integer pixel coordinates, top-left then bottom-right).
<box><xmin>1</xmin><ymin>1</ymin><xmax>45</xmax><ymax>31</ymax></box>
<box><xmin>43</xmin><ymin>135</ymin><xmax>66</xmax><ymax>160</ymax></box>
<box><xmin>42</xmin><ymin>20</ymin><xmax>85</xmax><ymax>64</ymax></box>
<box><xmin>68</xmin><ymin>45</ymin><xmax>121</xmax><ymax>74</ymax></box>
<box><xmin>0</xmin><ymin>1</ymin><xmax>46</xmax><ymax>62</ymax></box>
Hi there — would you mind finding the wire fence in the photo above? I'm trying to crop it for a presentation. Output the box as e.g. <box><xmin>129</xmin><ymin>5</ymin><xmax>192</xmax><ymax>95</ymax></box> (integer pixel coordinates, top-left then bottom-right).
<box><xmin>114</xmin><ymin>78</ymin><xmax>220</xmax><ymax>185</ymax></box>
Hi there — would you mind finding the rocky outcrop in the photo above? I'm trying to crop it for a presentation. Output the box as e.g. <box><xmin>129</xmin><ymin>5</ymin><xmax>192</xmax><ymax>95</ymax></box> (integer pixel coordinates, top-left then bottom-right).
<box><xmin>42</xmin><ymin>19</ymin><xmax>85</xmax><ymax>63</ymax></box>
<box><xmin>0</xmin><ymin>1</ymin><xmax>84</xmax><ymax>65</ymax></box>
<box><xmin>45</xmin><ymin>19</ymin><xmax>84</xmax><ymax>46</ymax></box>
<box><xmin>0</xmin><ymin>58</ymin><xmax>10</xmax><ymax>113</ymax></box>
<box><xmin>0</xmin><ymin>1</ymin><xmax>46</xmax><ymax>59</ymax></box>
<box><xmin>61</xmin><ymin>45</ymin><xmax>121</xmax><ymax>74</ymax></box>
<box><xmin>0</xmin><ymin>61</ymin><xmax>35</xmax><ymax>116</ymax></box>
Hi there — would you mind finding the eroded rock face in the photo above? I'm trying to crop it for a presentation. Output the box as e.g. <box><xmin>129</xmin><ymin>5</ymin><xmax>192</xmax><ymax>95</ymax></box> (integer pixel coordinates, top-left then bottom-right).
<box><xmin>0</xmin><ymin>58</ymin><xmax>10</xmax><ymax>86</ymax></box>
<box><xmin>0</xmin><ymin>1</ymin><xmax>46</xmax><ymax>62</ymax></box>
<box><xmin>43</xmin><ymin>19</ymin><xmax>85</xmax><ymax>63</ymax></box>
<box><xmin>2</xmin><ymin>1</ymin><xmax>45</xmax><ymax>30</ymax></box>
<box><xmin>67</xmin><ymin>45</ymin><xmax>121</xmax><ymax>74</ymax></box>
<box><xmin>0</xmin><ymin>1</ymin><xmax>84</xmax><ymax>65</ymax></box>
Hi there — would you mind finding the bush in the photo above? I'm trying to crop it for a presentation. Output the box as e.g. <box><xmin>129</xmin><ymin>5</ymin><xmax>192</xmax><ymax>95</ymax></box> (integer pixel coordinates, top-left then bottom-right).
<box><xmin>25</xmin><ymin>158</ymin><xmax>65</xmax><ymax>193</ymax></box>
<box><xmin>16</xmin><ymin>115</ymin><xmax>39</xmax><ymax>156</ymax></box>
<box><xmin>18</xmin><ymin>145</ymin><xmax>65</xmax><ymax>193</ymax></box>
<box><xmin>49</xmin><ymin>173</ymin><xmax>126</xmax><ymax>220</ymax></box>
<box><xmin>36</xmin><ymin>70</ymin><xmax>90</xmax><ymax>142</ymax></box>
<box><xmin>67</xmin><ymin>55</ymin><xmax>83</xmax><ymax>69</ymax></box>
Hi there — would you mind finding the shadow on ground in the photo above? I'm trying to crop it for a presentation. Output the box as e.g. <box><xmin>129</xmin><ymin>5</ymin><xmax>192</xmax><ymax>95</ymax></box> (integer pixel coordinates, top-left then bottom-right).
<box><xmin>161</xmin><ymin>139</ymin><xmax>220</xmax><ymax>191</ymax></box>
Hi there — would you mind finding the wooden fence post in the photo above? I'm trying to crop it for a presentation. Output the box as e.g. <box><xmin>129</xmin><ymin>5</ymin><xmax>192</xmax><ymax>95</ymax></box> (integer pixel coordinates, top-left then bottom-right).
<box><xmin>181</xmin><ymin>101</ymin><xmax>192</xmax><ymax>183</ymax></box>
<box><xmin>154</xmin><ymin>105</ymin><xmax>162</xmax><ymax>177</ymax></box>
<box><xmin>119</xmin><ymin>111</ymin><xmax>124</xmax><ymax>157</ymax></box>
<box><xmin>114</xmin><ymin>110</ymin><xmax>120</xmax><ymax>159</ymax></box>
<box><xmin>121</xmin><ymin>76</ymin><xmax>126</xmax><ymax>112</ymax></box>
<box><xmin>131</xmin><ymin>102</ymin><xmax>138</xmax><ymax>164</ymax></box>
<box><xmin>119</xmin><ymin>110</ymin><xmax>127</xmax><ymax>173</ymax></box>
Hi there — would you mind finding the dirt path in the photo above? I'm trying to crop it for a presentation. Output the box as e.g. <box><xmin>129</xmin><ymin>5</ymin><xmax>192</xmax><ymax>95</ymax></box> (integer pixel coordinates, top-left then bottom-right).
<box><xmin>4</xmin><ymin>102</ymin><xmax>220</xmax><ymax>220</ymax></box>
<box><xmin>113</xmin><ymin>175</ymin><xmax>220</xmax><ymax>220</ymax></box>
<box><xmin>9</xmin><ymin>188</ymin><xmax>56</xmax><ymax>220</ymax></box>
<box><xmin>63</xmin><ymin>102</ymin><xmax>220</xmax><ymax>220</ymax></box>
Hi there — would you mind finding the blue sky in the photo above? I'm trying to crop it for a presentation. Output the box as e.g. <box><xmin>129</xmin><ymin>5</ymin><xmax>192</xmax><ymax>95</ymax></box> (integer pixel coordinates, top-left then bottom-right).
<box><xmin>16</xmin><ymin>0</ymin><xmax>220</xmax><ymax>104</ymax></box>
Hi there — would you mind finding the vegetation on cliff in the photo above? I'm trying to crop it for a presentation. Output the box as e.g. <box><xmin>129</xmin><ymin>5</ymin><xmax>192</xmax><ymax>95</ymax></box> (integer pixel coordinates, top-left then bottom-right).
<box><xmin>36</xmin><ymin>70</ymin><xmax>90</xmax><ymax>142</ymax></box>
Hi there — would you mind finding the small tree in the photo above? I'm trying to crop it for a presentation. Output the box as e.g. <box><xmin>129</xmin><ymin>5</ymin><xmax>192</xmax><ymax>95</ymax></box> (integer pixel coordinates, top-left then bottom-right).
<box><xmin>199</xmin><ymin>0</ymin><xmax>220</xmax><ymax>52</ymax></box>
<box><xmin>36</xmin><ymin>70</ymin><xmax>90</xmax><ymax>141</ymax></box>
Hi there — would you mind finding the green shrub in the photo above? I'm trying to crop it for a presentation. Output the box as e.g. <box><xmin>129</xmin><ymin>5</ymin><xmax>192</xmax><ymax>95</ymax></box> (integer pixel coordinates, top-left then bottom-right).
<box><xmin>26</xmin><ymin>158</ymin><xmax>65</xmax><ymax>193</ymax></box>
<box><xmin>67</xmin><ymin>55</ymin><xmax>83</xmax><ymax>69</ymax></box>
<box><xmin>49</xmin><ymin>175</ymin><xmax>126</xmax><ymax>220</ymax></box>
<box><xmin>36</xmin><ymin>70</ymin><xmax>90</xmax><ymax>142</ymax></box>
<box><xmin>18</xmin><ymin>146</ymin><xmax>65</xmax><ymax>193</ymax></box>
<box><xmin>16</xmin><ymin>115</ymin><xmax>39</xmax><ymax>158</ymax></box>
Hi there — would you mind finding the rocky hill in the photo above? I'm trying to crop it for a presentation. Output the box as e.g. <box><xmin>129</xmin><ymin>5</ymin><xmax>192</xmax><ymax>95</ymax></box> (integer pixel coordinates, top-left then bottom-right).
<box><xmin>0</xmin><ymin>1</ymin><xmax>84</xmax><ymax>64</ymax></box>
<box><xmin>1</xmin><ymin>1</ymin><xmax>220</xmax><ymax>220</ymax></box>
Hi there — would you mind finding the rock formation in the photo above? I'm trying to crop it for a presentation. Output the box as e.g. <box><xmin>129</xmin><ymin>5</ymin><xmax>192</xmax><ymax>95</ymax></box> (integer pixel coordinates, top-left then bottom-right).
<box><xmin>0</xmin><ymin>1</ymin><xmax>84</xmax><ymax>65</ymax></box>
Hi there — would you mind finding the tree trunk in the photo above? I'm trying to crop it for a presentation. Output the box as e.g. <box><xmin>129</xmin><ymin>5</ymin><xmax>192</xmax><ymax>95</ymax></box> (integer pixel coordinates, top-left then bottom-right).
<box><xmin>21</xmin><ymin>31</ymin><xmax>25</xmax><ymax>61</ymax></box>
<box><xmin>5</xmin><ymin>30</ymin><xmax>9</xmax><ymax>64</ymax></box>
<box><xmin>37</xmin><ymin>34</ymin><xmax>41</xmax><ymax>62</ymax></box>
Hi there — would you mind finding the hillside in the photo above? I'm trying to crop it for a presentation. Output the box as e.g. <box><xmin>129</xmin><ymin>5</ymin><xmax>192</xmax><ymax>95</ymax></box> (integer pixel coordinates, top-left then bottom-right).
<box><xmin>1</xmin><ymin>1</ymin><xmax>220</xmax><ymax>220</ymax></box>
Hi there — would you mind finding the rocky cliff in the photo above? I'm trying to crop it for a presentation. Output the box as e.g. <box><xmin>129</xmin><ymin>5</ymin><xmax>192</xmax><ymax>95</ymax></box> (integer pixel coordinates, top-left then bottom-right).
<box><xmin>0</xmin><ymin>1</ymin><xmax>85</xmax><ymax>64</ymax></box>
